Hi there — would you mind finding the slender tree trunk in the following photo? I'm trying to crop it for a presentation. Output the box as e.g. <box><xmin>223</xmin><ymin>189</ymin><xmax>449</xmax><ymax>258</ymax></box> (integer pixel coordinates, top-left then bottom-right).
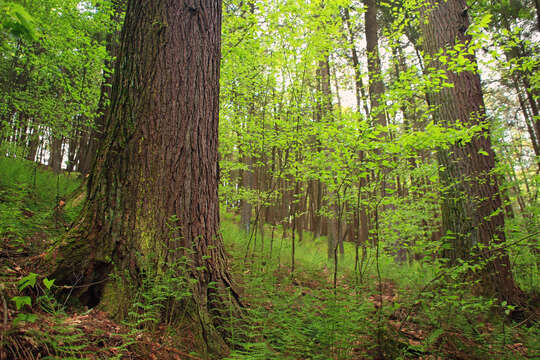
<box><xmin>309</xmin><ymin>179</ymin><xmax>322</xmax><ymax>240</ymax></box>
<box><xmin>499</xmin><ymin>19</ymin><xmax>540</xmax><ymax>151</ymax></box>
<box><xmin>240</xmin><ymin>153</ymin><xmax>253</xmax><ymax>234</ymax></box>
<box><xmin>16</xmin><ymin>113</ymin><xmax>29</xmax><ymax>149</ymax></box>
<box><xmin>503</xmin><ymin>146</ymin><xmax>527</xmax><ymax>213</ymax></box>
<box><xmin>37</xmin><ymin>141</ymin><xmax>45</xmax><ymax>164</ymax></box>
<box><xmin>66</xmin><ymin>126</ymin><xmax>81</xmax><ymax>172</ymax></box>
<box><xmin>297</xmin><ymin>184</ymin><xmax>308</xmax><ymax>243</ymax></box>
<box><xmin>342</xmin><ymin>8</ymin><xmax>372</xmax><ymax>249</ymax></box>
<box><xmin>49</xmin><ymin>135</ymin><xmax>64</xmax><ymax>173</ymax></box>
<box><xmin>364</xmin><ymin>0</ymin><xmax>388</xmax><ymax>129</ymax></box>
<box><xmin>342</xmin><ymin>6</ymin><xmax>370</xmax><ymax>117</ymax></box>
<box><xmin>510</xmin><ymin>74</ymin><xmax>540</xmax><ymax>166</ymax></box>
<box><xmin>26</xmin><ymin>124</ymin><xmax>40</xmax><ymax>162</ymax></box>
<box><xmin>318</xmin><ymin>56</ymin><xmax>340</xmax><ymax>260</ymax></box>
<box><xmin>78</xmin><ymin>1</ymin><xmax>126</xmax><ymax>175</ymax></box>
<box><xmin>535</xmin><ymin>0</ymin><xmax>540</xmax><ymax>31</ymax></box>
<box><xmin>421</xmin><ymin>0</ymin><xmax>524</xmax><ymax>304</ymax></box>
<box><xmin>52</xmin><ymin>0</ymin><xmax>239</xmax><ymax>355</ymax></box>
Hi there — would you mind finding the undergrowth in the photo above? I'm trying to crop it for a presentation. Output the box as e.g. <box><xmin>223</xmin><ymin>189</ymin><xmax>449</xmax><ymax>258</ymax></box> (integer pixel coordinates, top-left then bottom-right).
<box><xmin>0</xmin><ymin>157</ymin><xmax>81</xmax><ymax>246</ymax></box>
<box><xmin>1</xmin><ymin>158</ymin><xmax>538</xmax><ymax>359</ymax></box>
<box><xmin>220</xmin><ymin>212</ymin><xmax>539</xmax><ymax>359</ymax></box>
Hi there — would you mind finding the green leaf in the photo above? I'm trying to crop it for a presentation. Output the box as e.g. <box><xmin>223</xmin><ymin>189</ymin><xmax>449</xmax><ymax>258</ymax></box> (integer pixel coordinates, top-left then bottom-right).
<box><xmin>427</xmin><ymin>328</ymin><xmax>445</xmax><ymax>345</ymax></box>
<box><xmin>13</xmin><ymin>313</ymin><xmax>37</xmax><ymax>326</ymax></box>
<box><xmin>11</xmin><ymin>296</ymin><xmax>31</xmax><ymax>310</ymax></box>
<box><xmin>43</xmin><ymin>278</ymin><xmax>55</xmax><ymax>290</ymax></box>
<box><xmin>18</xmin><ymin>272</ymin><xmax>38</xmax><ymax>290</ymax></box>
<box><xmin>1</xmin><ymin>3</ymin><xmax>37</xmax><ymax>41</ymax></box>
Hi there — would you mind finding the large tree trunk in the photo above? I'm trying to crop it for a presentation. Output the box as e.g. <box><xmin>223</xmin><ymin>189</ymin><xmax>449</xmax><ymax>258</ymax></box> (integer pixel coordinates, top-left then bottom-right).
<box><xmin>421</xmin><ymin>0</ymin><xmax>523</xmax><ymax>304</ymax></box>
<box><xmin>52</xmin><ymin>0</ymin><xmax>239</xmax><ymax>355</ymax></box>
<box><xmin>365</xmin><ymin>0</ymin><xmax>400</xmax><ymax>257</ymax></box>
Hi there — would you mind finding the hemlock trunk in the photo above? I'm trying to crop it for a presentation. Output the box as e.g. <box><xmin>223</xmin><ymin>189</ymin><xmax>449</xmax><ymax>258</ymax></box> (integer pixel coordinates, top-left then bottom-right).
<box><xmin>52</xmin><ymin>0</ymin><xmax>239</xmax><ymax>355</ymax></box>
<box><xmin>421</xmin><ymin>0</ymin><xmax>523</xmax><ymax>304</ymax></box>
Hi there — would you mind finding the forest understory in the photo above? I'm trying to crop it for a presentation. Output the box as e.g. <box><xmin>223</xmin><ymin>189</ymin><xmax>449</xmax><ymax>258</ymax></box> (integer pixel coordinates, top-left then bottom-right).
<box><xmin>0</xmin><ymin>158</ymin><xmax>538</xmax><ymax>359</ymax></box>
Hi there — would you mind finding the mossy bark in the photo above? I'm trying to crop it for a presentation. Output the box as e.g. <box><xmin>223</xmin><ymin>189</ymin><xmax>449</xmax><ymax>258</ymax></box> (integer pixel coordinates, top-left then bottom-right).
<box><xmin>50</xmin><ymin>0</ymin><xmax>240</xmax><ymax>357</ymax></box>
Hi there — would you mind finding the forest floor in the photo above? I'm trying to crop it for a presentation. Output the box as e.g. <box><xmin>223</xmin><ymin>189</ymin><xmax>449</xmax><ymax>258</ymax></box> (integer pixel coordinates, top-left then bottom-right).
<box><xmin>0</xmin><ymin>157</ymin><xmax>538</xmax><ymax>359</ymax></box>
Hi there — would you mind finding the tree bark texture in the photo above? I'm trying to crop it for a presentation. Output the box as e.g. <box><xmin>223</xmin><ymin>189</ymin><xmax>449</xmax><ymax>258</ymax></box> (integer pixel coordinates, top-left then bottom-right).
<box><xmin>26</xmin><ymin>124</ymin><xmax>40</xmax><ymax>162</ymax></box>
<box><xmin>364</xmin><ymin>0</ymin><xmax>387</xmax><ymax>129</ymax></box>
<box><xmin>421</xmin><ymin>0</ymin><xmax>523</xmax><ymax>304</ymax></box>
<box><xmin>53</xmin><ymin>0</ymin><xmax>238</xmax><ymax>355</ymax></box>
<box><xmin>49</xmin><ymin>135</ymin><xmax>64</xmax><ymax>173</ymax></box>
<box><xmin>535</xmin><ymin>0</ymin><xmax>540</xmax><ymax>31</ymax></box>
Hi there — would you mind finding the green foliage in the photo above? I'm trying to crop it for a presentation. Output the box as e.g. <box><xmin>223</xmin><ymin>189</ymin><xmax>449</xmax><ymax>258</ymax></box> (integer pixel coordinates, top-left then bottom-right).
<box><xmin>10</xmin><ymin>272</ymin><xmax>60</xmax><ymax>328</ymax></box>
<box><xmin>6</xmin><ymin>268</ymin><xmax>108</xmax><ymax>358</ymax></box>
<box><xmin>18</xmin><ymin>271</ymin><xmax>38</xmax><ymax>290</ymax></box>
<box><xmin>0</xmin><ymin>1</ymin><xmax>37</xmax><ymax>43</ymax></box>
<box><xmin>119</xmin><ymin>249</ymin><xmax>194</xmax><ymax>332</ymax></box>
<box><xmin>11</xmin><ymin>295</ymin><xmax>31</xmax><ymax>310</ymax></box>
<box><xmin>0</xmin><ymin>157</ymin><xmax>82</xmax><ymax>244</ymax></box>
<box><xmin>0</xmin><ymin>0</ymin><xmax>111</xmax><ymax>159</ymax></box>
<box><xmin>219</xmin><ymin>209</ymin><xmax>538</xmax><ymax>359</ymax></box>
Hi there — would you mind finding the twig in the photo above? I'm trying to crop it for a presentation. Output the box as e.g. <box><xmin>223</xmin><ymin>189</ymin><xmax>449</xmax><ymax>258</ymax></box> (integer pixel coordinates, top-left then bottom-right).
<box><xmin>1</xmin><ymin>287</ymin><xmax>8</xmax><ymax>360</ymax></box>
<box><xmin>1</xmin><ymin>289</ymin><xmax>7</xmax><ymax>328</ymax></box>
<box><xmin>59</xmin><ymin>278</ymin><xmax>108</xmax><ymax>289</ymax></box>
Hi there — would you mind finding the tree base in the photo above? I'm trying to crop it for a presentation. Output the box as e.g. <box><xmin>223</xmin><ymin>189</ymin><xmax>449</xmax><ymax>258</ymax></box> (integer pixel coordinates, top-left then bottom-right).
<box><xmin>49</xmin><ymin>223</ymin><xmax>242</xmax><ymax>359</ymax></box>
